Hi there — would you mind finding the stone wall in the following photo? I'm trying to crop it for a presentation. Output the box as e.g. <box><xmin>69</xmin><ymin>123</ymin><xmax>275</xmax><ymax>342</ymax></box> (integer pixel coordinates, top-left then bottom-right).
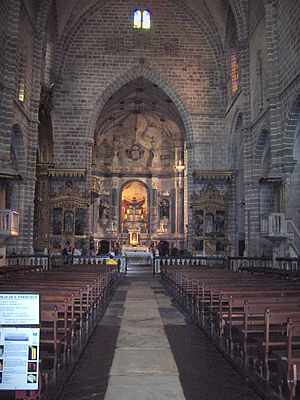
<box><xmin>52</xmin><ymin>0</ymin><xmax>225</xmax><ymax>170</ymax></box>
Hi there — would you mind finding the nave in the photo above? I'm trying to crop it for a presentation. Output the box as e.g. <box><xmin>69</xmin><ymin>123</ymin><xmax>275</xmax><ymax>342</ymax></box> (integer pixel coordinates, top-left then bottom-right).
<box><xmin>58</xmin><ymin>266</ymin><xmax>262</xmax><ymax>400</ymax></box>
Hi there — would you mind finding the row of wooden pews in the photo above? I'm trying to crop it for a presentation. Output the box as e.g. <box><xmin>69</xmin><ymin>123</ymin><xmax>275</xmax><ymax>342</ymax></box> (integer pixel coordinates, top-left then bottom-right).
<box><xmin>161</xmin><ymin>265</ymin><xmax>300</xmax><ymax>400</ymax></box>
<box><xmin>0</xmin><ymin>263</ymin><xmax>120</xmax><ymax>398</ymax></box>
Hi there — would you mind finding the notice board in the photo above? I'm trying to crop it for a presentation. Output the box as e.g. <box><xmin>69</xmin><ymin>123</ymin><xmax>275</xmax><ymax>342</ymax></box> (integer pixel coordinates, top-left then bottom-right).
<box><xmin>0</xmin><ymin>292</ymin><xmax>40</xmax><ymax>390</ymax></box>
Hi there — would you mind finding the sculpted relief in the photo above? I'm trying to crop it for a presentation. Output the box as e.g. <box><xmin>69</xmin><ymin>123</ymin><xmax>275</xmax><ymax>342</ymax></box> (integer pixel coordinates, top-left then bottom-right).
<box><xmin>94</xmin><ymin>112</ymin><xmax>181</xmax><ymax>173</ymax></box>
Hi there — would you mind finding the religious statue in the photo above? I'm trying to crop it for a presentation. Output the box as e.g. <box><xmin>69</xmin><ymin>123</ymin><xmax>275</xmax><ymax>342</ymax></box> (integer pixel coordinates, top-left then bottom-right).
<box><xmin>205</xmin><ymin>214</ymin><xmax>214</xmax><ymax>235</ymax></box>
<box><xmin>159</xmin><ymin>216</ymin><xmax>169</xmax><ymax>234</ymax></box>
<box><xmin>159</xmin><ymin>199</ymin><xmax>169</xmax><ymax>219</ymax></box>
<box><xmin>122</xmin><ymin>197</ymin><xmax>147</xmax><ymax>233</ymax></box>
<box><xmin>99</xmin><ymin>199</ymin><xmax>110</xmax><ymax>220</ymax></box>
<box><xmin>107</xmin><ymin>216</ymin><xmax>117</xmax><ymax>232</ymax></box>
<box><xmin>64</xmin><ymin>211</ymin><xmax>74</xmax><ymax>235</ymax></box>
<box><xmin>194</xmin><ymin>210</ymin><xmax>203</xmax><ymax>237</ymax></box>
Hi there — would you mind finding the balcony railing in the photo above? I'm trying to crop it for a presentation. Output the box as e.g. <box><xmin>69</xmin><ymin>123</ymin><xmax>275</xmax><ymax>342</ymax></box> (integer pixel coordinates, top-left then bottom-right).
<box><xmin>261</xmin><ymin>213</ymin><xmax>287</xmax><ymax>237</ymax></box>
<box><xmin>0</xmin><ymin>209</ymin><xmax>19</xmax><ymax>237</ymax></box>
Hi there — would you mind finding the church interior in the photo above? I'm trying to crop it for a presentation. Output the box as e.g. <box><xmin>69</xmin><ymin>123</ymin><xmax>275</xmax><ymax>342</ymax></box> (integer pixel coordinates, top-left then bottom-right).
<box><xmin>0</xmin><ymin>0</ymin><xmax>299</xmax><ymax>260</ymax></box>
<box><xmin>0</xmin><ymin>0</ymin><xmax>300</xmax><ymax>399</ymax></box>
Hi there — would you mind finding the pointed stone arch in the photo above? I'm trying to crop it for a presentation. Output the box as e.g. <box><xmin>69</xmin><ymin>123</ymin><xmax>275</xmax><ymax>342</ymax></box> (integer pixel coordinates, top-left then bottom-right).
<box><xmin>253</xmin><ymin>127</ymin><xmax>271</xmax><ymax>181</ymax></box>
<box><xmin>86</xmin><ymin>65</ymin><xmax>193</xmax><ymax>145</ymax></box>
<box><xmin>283</xmin><ymin>94</ymin><xmax>300</xmax><ymax>174</ymax></box>
<box><xmin>228</xmin><ymin>110</ymin><xmax>243</xmax><ymax>170</ymax></box>
<box><xmin>229</xmin><ymin>0</ymin><xmax>249</xmax><ymax>42</ymax></box>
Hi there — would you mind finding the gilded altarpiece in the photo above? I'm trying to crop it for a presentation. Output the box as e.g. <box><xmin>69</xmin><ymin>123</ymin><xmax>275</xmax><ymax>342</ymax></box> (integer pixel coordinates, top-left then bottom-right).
<box><xmin>192</xmin><ymin>185</ymin><xmax>228</xmax><ymax>255</ymax></box>
<box><xmin>49</xmin><ymin>182</ymin><xmax>89</xmax><ymax>251</ymax></box>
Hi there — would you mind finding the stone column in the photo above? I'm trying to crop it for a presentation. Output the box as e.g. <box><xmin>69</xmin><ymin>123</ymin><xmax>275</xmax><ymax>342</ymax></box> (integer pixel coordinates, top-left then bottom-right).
<box><xmin>265</xmin><ymin>0</ymin><xmax>282</xmax><ymax>175</ymax></box>
<box><xmin>174</xmin><ymin>164</ymin><xmax>185</xmax><ymax>236</ymax></box>
<box><xmin>239</xmin><ymin>33</ymin><xmax>261</xmax><ymax>256</ymax></box>
<box><xmin>151</xmin><ymin>188</ymin><xmax>158</xmax><ymax>234</ymax></box>
<box><xmin>0</xmin><ymin>1</ymin><xmax>21</xmax><ymax>164</ymax></box>
<box><xmin>186</xmin><ymin>143</ymin><xmax>194</xmax><ymax>253</ymax></box>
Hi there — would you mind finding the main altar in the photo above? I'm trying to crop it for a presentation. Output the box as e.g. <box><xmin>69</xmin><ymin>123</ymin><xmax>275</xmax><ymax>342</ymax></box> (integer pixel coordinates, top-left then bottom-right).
<box><xmin>122</xmin><ymin>246</ymin><xmax>152</xmax><ymax>266</ymax></box>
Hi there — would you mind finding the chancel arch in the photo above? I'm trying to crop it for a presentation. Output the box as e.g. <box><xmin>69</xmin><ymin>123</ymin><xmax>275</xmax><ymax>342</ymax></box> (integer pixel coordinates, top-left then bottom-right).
<box><xmin>91</xmin><ymin>76</ymin><xmax>187</xmax><ymax>251</ymax></box>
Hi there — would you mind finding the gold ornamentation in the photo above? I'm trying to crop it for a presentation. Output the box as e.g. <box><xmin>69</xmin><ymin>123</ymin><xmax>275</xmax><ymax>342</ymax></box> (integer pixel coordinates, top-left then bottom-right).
<box><xmin>48</xmin><ymin>168</ymin><xmax>87</xmax><ymax>178</ymax></box>
<box><xmin>193</xmin><ymin>170</ymin><xmax>233</xmax><ymax>182</ymax></box>
<box><xmin>91</xmin><ymin>176</ymin><xmax>103</xmax><ymax>196</ymax></box>
<box><xmin>49</xmin><ymin>182</ymin><xmax>88</xmax><ymax>250</ymax></box>
<box><xmin>51</xmin><ymin>182</ymin><xmax>89</xmax><ymax>207</ymax></box>
<box><xmin>192</xmin><ymin>185</ymin><xmax>228</xmax><ymax>255</ymax></box>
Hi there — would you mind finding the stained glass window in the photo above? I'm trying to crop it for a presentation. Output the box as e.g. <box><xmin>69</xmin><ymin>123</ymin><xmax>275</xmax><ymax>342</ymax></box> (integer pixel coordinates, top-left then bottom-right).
<box><xmin>133</xmin><ymin>9</ymin><xmax>142</xmax><ymax>28</ymax></box>
<box><xmin>231</xmin><ymin>50</ymin><xmax>239</xmax><ymax>95</ymax></box>
<box><xmin>133</xmin><ymin>9</ymin><xmax>151</xmax><ymax>29</ymax></box>
<box><xmin>142</xmin><ymin>10</ymin><xmax>151</xmax><ymax>29</ymax></box>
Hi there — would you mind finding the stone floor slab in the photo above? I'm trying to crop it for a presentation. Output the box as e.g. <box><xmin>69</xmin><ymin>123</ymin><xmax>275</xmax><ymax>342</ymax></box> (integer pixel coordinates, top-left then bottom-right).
<box><xmin>121</xmin><ymin>316</ymin><xmax>163</xmax><ymax>328</ymax></box>
<box><xmin>116</xmin><ymin>324</ymin><xmax>167</xmax><ymax>335</ymax></box>
<box><xmin>104</xmin><ymin>376</ymin><xmax>186</xmax><ymax>400</ymax></box>
<box><xmin>125</xmin><ymin>295</ymin><xmax>155</xmax><ymax>301</ymax></box>
<box><xmin>122</xmin><ymin>306</ymin><xmax>161</xmax><ymax>319</ymax></box>
<box><xmin>105</xmin><ymin>306</ymin><xmax>124</xmax><ymax>316</ymax></box>
<box><xmin>159</xmin><ymin>308</ymin><xmax>186</xmax><ymax>325</ymax></box>
<box><xmin>99</xmin><ymin>315</ymin><xmax>122</xmax><ymax>326</ymax></box>
<box><xmin>117</xmin><ymin>326</ymin><xmax>170</xmax><ymax>348</ymax></box>
<box><xmin>124</xmin><ymin>299</ymin><xmax>158</xmax><ymax>308</ymax></box>
<box><xmin>110</xmin><ymin>348</ymin><xmax>180</xmax><ymax>376</ymax></box>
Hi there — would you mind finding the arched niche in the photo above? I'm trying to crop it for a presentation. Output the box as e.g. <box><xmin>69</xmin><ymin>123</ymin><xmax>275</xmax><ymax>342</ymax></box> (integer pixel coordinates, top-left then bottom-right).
<box><xmin>121</xmin><ymin>181</ymin><xmax>148</xmax><ymax>238</ymax></box>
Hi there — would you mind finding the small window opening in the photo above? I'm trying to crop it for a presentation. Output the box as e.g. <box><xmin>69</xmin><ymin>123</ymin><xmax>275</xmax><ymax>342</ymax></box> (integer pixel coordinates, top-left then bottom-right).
<box><xmin>231</xmin><ymin>50</ymin><xmax>239</xmax><ymax>95</ymax></box>
<box><xmin>133</xmin><ymin>9</ymin><xmax>151</xmax><ymax>29</ymax></box>
<box><xmin>18</xmin><ymin>51</ymin><xmax>26</xmax><ymax>102</ymax></box>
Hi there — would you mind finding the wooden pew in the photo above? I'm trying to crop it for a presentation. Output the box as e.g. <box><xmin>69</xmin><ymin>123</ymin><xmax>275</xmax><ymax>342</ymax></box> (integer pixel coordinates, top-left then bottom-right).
<box><xmin>161</xmin><ymin>265</ymin><xmax>300</xmax><ymax>399</ymax></box>
<box><xmin>0</xmin><ymin>263</ymin><xmax>120</xmax><ymax>394</ymax></box>
<box><xmin>275</xmin><ymin>319</ymin><xmax>300</xmax><ymax>400</ymax></box>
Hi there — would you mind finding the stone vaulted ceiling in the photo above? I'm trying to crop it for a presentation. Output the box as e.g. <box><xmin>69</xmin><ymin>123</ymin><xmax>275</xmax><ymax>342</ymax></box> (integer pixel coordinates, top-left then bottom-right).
<box><xmin>55</xmin><ymin>0</ymin><xmax>229</xmax><ymax>46</ymax></box>
<box><xmin>93</xmin><ymin>78</ymin><xmax>184</xmax><ymax>175</ymax></box>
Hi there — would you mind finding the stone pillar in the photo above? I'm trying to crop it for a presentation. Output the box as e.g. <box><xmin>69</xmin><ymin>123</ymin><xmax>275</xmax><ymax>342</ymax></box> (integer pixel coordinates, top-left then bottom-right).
<box><xmin>174</xmin><ymin>165</ymin><xmax>185</xmax><ymax>236</ymax></box>
<box><xmin>265</xmin><ymin>0</ymin><xmax>282</xmax><ymax>175</ymax></box>
<box><xmin>0</xmin><ymin>1</ymin><xmax>21</xmax><ymax>164</ymax></box>
<box><xmin>171</xmin><ymin>189</ymin><xmax>176</xmax><ymax>234</ymax></box>
<box><xmin>228</xmin><ymin>173</ymin><xmax>238</xmax><ymax>256</ymax></box>
<box><xmin>186</xmin><ymin>143</ymin><xmax>194</xmax><ymax>253</ymax></box>
<box><xmin>239</xmin><ymin>33</ymin><xmax>261</xmax><ymax>256</ymax></box>
<box><xmin>152</xmin><ymin>188</ymin><xmax>157</xmax><ymax>234</ymax></box>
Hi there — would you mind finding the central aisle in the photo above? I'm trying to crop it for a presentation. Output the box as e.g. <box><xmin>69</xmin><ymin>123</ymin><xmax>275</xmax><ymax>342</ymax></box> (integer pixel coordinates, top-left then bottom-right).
<box><xmin>104</xmin><ymin>278</ymin><xmax>186</xmax><ymax>400</ymax></box>
<box><xmin>59</xmin><ymin>266</ymin><xmax>262</xmax><ymax>400</ymax></box>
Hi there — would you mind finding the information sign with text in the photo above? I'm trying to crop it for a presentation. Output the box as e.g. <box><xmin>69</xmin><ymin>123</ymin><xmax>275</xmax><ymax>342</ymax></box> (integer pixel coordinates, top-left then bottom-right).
<box><xmin>0</xmin><ymin>327</ymin><xmax>40</xmax><ymax>390</ymax></box>
<box><xmin>0</xmin><ymin>292</ymin><xmax>40</xmax><ymax>326</ymax></box>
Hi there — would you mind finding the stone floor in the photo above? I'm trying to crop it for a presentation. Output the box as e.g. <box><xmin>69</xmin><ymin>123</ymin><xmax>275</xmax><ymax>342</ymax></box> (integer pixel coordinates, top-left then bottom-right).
<box><xmin>59</xmin><ymin>266</ymin><xmax>263</xmax><ymax>400</ymax></box>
